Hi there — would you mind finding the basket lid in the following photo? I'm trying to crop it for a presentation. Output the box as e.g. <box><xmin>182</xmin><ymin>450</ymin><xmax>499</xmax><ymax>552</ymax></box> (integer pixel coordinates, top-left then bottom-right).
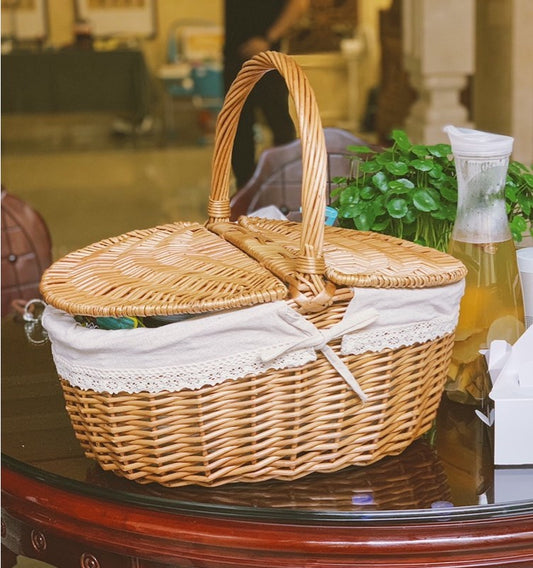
<box><xmin>323</xmin><ymin>226</ymin><xmax>466</xmax><ymax>287</ymax></box>
<box><xmin>40</xmin><ymin>222</ymin><xmax>288</xmax><ymax>317</ymax></box>
<box><xmin>216</xmin><ymin>218</ymin><xmax>466</xmax><ymax>289</ymax></box>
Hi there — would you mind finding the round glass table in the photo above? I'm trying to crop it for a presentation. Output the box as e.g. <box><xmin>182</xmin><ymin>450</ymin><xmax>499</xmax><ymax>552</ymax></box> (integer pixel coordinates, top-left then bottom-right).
<box><xmin>2</xmin><ymin>313</ymin><xmax>533</xmax><ymax>568</ymax></box>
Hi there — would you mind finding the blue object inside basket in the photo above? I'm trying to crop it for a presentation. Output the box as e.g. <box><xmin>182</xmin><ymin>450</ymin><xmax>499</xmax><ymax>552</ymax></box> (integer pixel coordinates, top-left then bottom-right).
<box><xmin>325</xmin><ymin>206</ymin><xmax>338</xmax><ymax>226</ymax></box>
<box><xmin>298</xmin><ymin>206</ymin><xmax>338</xmax><ymax>226</ymax></box>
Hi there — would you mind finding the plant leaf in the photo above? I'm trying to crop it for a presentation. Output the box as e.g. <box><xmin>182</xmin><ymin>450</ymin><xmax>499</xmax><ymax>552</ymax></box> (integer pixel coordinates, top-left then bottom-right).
<box><xmin>511</xmin><ymin>215</ymin><xmax>528</xmax><ymax>233</ymax></box>
<box><xmin>389</xmin><ymin>178</ymin><xmax>415</xmax><ymax>194</ymax></box>
<box><xmin>376</xmin><ymin>150</ymin><xmax>394</xmax><ymax>165</ymax></box>
<box><xmin>522</xmin><ymin>173</ymin><xmax>533</xmax><ymax>188</ymax></box>
<box><xmin>372</xmin><ymin>171</ymin><xmax>389</xmax><ymax>192</ymax></box>
<box><xmin>386</xmin><ymin>161</ymin><xmax>409</xmax><ymax>176</ymax></box>
<box><xmin>427</xmin><ymin>144</ymin><xmax>451</xmax><ymax>158</ymax></box>
<box><xmin>404</xmin><ymin>208</ymin><xmax>417</xmax><ymax>224</ymax></box>
<box><xmin>508</xmin><ymin>161</ymin><xmax>529</xmax><ymax>175</ymax></box>
<box><xmin>428</xmin><ymin>163</ymin><xmax>444</xmax><ymax>179</ymax></box>
<box><xmin>339</xmin><ymin>184</ymin><xmax>359</xmax><ymax>205</ymax></box>
<box><xmin>431</xmin><ymin>203</ymin><xmax>456</xmax><ymax>221</ymax></box>
<box><xmin>510</xmin><ymin>215</ymin><xmax>528</xmax><ymax>241</ymax></box>
<box><xmin>425</xmin><ymin>186</ymin><xmax>442</xmax><ymax>202</ymax></box>
<box><xmin>359</xmin><ymin>160</ymin><xmax>382</xmax><ymax>174</ymax></box>
<box><xmin>338</xmin><ymin>203</ymin><xmax>360</xmax><ymax>218</ymax></box>
<box><xmin>411</xmin><ymin>144</ymin><xmax>429</xmax><ymax>158</ymax></box>
<box><xmin>438</xmin><ymin>183</ymin><xmax>458</xmax><ymax>203</ymax></box>
<box><xmin>347</xmin><ymin>144</ymin><xmax>376</xmax><ymax>155</ymax></box>
<box><xmin>410</xmin><ymin>158</ymin><xmax>433</xmax><ymax>172</ymax></box>
<box><xmin>351</xmin><ymin>200</ymin><xmax>378</xmax><ymax>230</ymax></box>
<box><xmin>386</xmin><ymin>198</ymin><xmax>408</xmax><ymax>218</ymax></box>
<box><xmin>505</xmin><ymin>184</ymin><xmax>518</xmax><ymax>203</ymax></box>
<box><xmin>360</xmin><ymin>185</ymin><xmax>376</xmax><ymax>200</ymax></box>
<box><xmin>371</xmin><ymin>218</ymin><xmax>390</xmax><ymax>231</ymax></box>
<box><xmin>392</xmin><ymin>129</ymin><xmax>411</xmax><ymax>151</ymax></box>
<box><xmin>331</xmin><ymin>176</ymin><xmax>347</xmax><ymax>184</ymax></box>
<box><xmin>515</xmin><ymin>192</ymin><xmax>532</xmax><ymax>216</ymax></box>
<box><xmin>413</xmin><ymin>189</ymin><xmax>439</xmax><ymax>212</ymax></box>
<box><xmin>354</xmin><ymin>213</ymin><xmax>373</xmax><ymax>231</ymax></box>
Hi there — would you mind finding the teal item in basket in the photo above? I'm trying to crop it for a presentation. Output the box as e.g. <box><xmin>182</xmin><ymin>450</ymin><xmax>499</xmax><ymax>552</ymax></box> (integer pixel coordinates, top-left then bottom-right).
<box><xmin>96</xmin><ymin>316</ymin><xmax>144</xmax><ymax>330</ymax></box>
<box><xmin>325</xmin><ymin>206</ymin><xmax>338</xmax><ymax>226</ymax></box>
<box><xmin>75</xmin><ymin>315</ymin><xmax>145</xmax><ymax>330</ymax></box>
<box><xmin>298</xmin><ymin>206</ymin><xmax>338</xmax><ymax>226</ymax></box>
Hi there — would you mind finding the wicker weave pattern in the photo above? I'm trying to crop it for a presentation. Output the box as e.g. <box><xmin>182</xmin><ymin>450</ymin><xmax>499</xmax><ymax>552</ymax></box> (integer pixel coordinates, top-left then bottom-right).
<box><xmin>138</xmin><ymin>440</ymin><xmax>451</xmax><ymax>511</ymax></box>
<box><xmin>85</xmin><ymin>440</ymin><xmax>450</xmax><ymax>512</ymax></box>
<box><xmin>42</xmin><ymin>51</ymin><xmax>465</xmax><ymax>488</ymax></box>
<box><xmin>210</xmin><ymin>218</ymin><xmax>466</xmax><ymax>289</ymax></box>
<box><xmin>61</xmin><ymin>325</ymin><xmax>453</xmax><ymax>487</ymax></box>
<box><xmin>208</xmin><ymin>51</ymin><xmax>333</xmax><ymax>310</ymax></box>
<box><xmin>41</xmin><ymin>222</ymin><xmax>288</xmax><ymax>316</ymax></box>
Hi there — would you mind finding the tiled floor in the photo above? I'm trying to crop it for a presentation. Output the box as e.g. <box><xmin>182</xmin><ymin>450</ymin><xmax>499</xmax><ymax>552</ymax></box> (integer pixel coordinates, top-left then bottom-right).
<box><xmin>2</xmin><ymin>112</ymin><xmax>375</xmax><ymax>261</ymax></box>
<box><xmin>2</xmin><ymin>113</ymin><xmax>216</xmax><ymax>260</ymax></box>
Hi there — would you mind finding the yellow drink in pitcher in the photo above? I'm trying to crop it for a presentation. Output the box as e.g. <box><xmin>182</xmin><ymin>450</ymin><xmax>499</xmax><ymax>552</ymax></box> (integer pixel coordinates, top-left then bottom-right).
<box><xmin>446</xmin><ymin>238</ymin><xmax>525</xmax><ymax>405</ymax></box>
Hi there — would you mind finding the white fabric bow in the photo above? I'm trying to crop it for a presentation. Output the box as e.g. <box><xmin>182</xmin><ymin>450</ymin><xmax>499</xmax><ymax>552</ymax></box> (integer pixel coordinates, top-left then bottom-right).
<box><xmin>260</xmin><ymin>308</ymin><xmax>379</xmax><ymax>402</ymax></box>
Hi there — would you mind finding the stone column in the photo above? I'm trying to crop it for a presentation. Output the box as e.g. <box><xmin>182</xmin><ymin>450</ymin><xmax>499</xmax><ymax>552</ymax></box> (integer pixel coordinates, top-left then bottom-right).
<box><xmin>475</xmin><ymin>0</ymin><xmax>533</xmax><ymax>164</ymax></box>
<box><xmin>340</xmin><ymin>36</ymin><xmax>365</xmax><ymax>132</ymax></box>
<box><xmin>402</xmin><ymin>0</ymin><xmax>475</xmax><ymax>144</ymax></box>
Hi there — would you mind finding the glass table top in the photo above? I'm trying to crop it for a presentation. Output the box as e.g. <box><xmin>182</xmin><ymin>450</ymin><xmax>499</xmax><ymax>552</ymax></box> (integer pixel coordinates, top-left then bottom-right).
<box><xmin>2</xmin><ymin>312</ymin><xmax>533</xmax><ymax>524</ymax></box>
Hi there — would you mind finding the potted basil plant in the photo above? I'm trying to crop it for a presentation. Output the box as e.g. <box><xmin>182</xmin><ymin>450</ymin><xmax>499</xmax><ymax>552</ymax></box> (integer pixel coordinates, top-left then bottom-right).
<box><xmin>330</xmin><ymin>129</ymin><xmax>533</xmax><ymax>252</ymax></box>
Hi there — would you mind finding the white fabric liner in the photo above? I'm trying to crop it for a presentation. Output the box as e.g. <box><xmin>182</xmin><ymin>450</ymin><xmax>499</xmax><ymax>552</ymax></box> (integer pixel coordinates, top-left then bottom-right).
<box><xmin>43</xmin><ymin>280</ymin><xmax>464</xmax><ymax>398</ymax></box>
<box><xmin>342</xmin><ymin>280</ymin><xmax>465</xmax><ymax>354</ymax></box>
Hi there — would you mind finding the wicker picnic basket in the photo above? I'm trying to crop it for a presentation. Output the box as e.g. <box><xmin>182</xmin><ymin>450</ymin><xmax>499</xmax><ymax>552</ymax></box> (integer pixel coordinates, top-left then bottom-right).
<box><xmin>40</xmin><ymin>51</ymin><xmax>467</xmax><ymax>488</ymax></box>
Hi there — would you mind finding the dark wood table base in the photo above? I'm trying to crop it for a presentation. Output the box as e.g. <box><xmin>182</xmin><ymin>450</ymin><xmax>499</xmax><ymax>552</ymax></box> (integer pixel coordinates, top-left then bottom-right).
<box><xmin>3</xmin><ymin>465</ymin><xmax>533</xmax><ymax>568</ymax></box>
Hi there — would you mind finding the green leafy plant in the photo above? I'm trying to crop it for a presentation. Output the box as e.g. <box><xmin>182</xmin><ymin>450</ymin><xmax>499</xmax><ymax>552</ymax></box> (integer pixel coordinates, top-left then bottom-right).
<box><xmin>331</xmin><ymin>129</ymin><xmax>533</xmax><ymax>252</ymax></box>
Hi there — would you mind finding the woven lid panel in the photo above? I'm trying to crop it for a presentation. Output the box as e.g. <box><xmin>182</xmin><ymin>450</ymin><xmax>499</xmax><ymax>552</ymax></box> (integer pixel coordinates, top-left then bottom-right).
<box><xmin>220</xmin><ymin>217</ymin><xmax>466</xmax><ymax>288</ymax></box>
<box><xmin>40</xmin><ymin>222</ymin><xmax>288</xmax><ymax>317</ymax></box>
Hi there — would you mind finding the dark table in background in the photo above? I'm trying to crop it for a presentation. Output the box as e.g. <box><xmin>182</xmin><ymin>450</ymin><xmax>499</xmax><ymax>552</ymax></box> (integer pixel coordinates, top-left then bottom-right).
<box><xmin>1</xmin><ymin>49</ymin><xmax>151</xmax><ymax>122</ymax></box>
<box><xmin>2</xmin><ymin>313</ymin><xmax>533</xmax><ymax>567</ymax></box>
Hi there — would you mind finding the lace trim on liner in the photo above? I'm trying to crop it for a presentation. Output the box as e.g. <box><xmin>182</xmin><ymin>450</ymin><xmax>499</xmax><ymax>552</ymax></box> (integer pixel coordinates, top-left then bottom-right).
<box><xmin>342</xmin><ymin>317</ymin><xmax>457</xmax><ymax>355</ymax></box>
<box><xmin>53</xmin><ymin>347</ymin><xmax>317</xmax><ymax>395</ymax></box>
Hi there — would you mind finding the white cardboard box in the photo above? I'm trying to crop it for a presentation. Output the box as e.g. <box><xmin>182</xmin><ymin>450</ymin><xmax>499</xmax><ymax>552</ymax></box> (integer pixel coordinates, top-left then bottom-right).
<box><xmin>494</xmin><ymin>467</ymin><xmax>533</xmax><ymax>502</ymax></box>
<box><xmin>488</xmin><ymin>326</ymin><xmax>533</xmax><ymax>465</ymax></box>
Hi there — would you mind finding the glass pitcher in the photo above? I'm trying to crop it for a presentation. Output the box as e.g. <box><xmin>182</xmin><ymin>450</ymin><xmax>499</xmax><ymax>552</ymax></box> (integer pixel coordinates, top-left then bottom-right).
<box><xmin>444</xmin><ymin>126</ymin><xmax>525</xmax><ymax>405</ymax></box>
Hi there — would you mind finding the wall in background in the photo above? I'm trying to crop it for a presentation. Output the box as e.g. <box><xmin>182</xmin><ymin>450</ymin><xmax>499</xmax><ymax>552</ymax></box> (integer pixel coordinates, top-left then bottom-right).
<box><xmin>39</xmin><ymin>0</ymin><xmax>223</xmax><ymax>71</ymax></box>
<box><xmin>2</xmin><ymin>0</ymin><xmax>390</xmax><ymax>132</ymax></box>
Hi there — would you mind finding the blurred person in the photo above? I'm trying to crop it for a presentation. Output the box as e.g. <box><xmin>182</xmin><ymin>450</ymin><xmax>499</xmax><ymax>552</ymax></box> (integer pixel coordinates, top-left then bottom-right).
<box><xmin>224</xmin><ymin>0</ymin><xmax>310</xmax><ymax>189</ymax></box>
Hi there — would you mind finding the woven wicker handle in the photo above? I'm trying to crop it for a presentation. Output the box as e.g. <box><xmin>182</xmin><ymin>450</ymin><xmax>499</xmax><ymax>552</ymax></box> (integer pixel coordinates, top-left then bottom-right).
<box><xmin>207</xmin><ymin>51</ymin><xmax>328</xmax><ymax>280</ymax></box>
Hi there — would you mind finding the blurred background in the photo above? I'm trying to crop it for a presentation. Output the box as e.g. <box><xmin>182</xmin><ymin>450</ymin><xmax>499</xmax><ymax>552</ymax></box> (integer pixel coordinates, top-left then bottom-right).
<box><xmin>2</xmin><ymin>0</ymin><xmax>532</xmax><ymax>259</ymax></box>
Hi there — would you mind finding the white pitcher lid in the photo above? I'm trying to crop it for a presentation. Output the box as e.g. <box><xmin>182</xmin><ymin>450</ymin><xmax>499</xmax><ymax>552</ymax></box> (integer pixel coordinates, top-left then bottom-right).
<box><xmin>444</xmin><ymin>125</ymin><xmax>514</xmax><ymax>157</ymax></box>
